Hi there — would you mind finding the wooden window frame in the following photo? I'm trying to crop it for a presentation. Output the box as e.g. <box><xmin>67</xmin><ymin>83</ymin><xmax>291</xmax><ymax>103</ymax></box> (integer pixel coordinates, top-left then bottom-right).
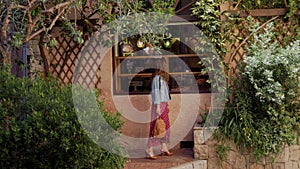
<box><xmin>112</xmin><ymin>23</ymin><xmax>211</xmax><ymax>95</ymax></box>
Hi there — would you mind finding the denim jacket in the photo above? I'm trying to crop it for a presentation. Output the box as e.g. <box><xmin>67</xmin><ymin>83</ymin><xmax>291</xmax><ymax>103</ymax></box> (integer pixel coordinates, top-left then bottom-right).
<box><xmin>151</xmin><ymin>75</ymin><xmax>171</xmax><ymax>104</ymax></box>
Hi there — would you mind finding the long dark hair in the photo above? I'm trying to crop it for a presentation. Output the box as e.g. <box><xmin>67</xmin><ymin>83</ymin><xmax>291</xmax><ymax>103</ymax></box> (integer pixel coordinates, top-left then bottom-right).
<box><xmin>152</xmin><ymin>69</ymin><xmax>169</xmax><ymax>82</ymax></box>
<box><xmin>151</xmin><ymin>57</ymin><xmax>168</xmax><ymax>79</ymax></box>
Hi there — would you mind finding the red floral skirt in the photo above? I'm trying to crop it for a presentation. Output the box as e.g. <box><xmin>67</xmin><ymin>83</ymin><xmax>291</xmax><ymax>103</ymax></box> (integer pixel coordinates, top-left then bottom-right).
<box><xmin>147</xmin><ymin>102</ymin><xmax>170</xmax><ymax>147</ymax></box>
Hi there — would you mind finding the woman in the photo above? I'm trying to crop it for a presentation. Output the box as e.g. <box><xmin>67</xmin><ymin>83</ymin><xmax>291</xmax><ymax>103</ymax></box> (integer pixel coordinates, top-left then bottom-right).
<box><xmin>146</xmin><ymin>67</ymin><xmax>173</xmax><ymax>160</ymax></box>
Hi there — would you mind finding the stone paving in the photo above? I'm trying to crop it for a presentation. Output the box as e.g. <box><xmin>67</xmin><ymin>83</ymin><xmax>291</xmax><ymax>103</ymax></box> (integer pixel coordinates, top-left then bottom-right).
<box><xmin>123</xmin><ymin>148</ymin><xmax>196</xmax><ymax>169</ymax></box>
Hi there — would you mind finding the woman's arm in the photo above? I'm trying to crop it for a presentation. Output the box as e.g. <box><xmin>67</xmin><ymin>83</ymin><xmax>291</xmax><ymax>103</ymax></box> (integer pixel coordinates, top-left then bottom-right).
<box><xmin>156</xmin><ymin>104</ymin><xmax>161</xmax><ymax>117</ymax></box>
<box><xmin>151</xmin><ymin>76</ymin><xmax>161</xmax><ymax>104</ymax></box>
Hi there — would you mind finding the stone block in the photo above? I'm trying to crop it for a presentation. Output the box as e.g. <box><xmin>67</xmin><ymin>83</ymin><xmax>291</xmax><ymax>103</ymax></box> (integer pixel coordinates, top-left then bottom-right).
<box><xmin>249</xmin><ymin>164</ymin><xmax>264</xmax><ymax>169</ymax></box>
<box><xmin>289</xmin><ymin>145</ymin><xmax>300</xmax><ymax>161</ymax></box>
<box><xmin>226</xmin><ymin>150</ymin><xmax>237</xmax><ymax>165</ymax></box>
<box><xmin>168</xmin><ymin>163</ymin><xmax>193</xmax><ymax>169</ymax></box>
<box><xmin>233</xmin><ymin>155</ymin><xmax>247</xmax><ymax>169</ymax></box>
<box><xmin>208</xmin><ymin>157</ymin><xmax>221</xmax><ymax>169</ymax></box>
<box><xmin>285</xmin><ymin>162</ymin><xmax>293</xmax><ymax>169</ymax></box>
<box><xmin>292</xmin><ymin>162</ymin><xmax>299</xmax><ymax>169</ymax></box>
<box><xmin>249</xmin><ymin>155</ymin><xmax>266</xmax><ymax>165</ymax></box>
<box><xmin>284</xmin><ymin>161</ymin><xmax>299</xmax><ymax>169</ymax></box>
<box><xmin>192</xmin><ymin>160</ymin><xmax>207</xmax><ymax>169</ymax></box>
<box><xmin>220</xmin><ymin>162</ymin><xmax>232</xmax><ymax>169</ymax></box>
<box><xmin>265</xmin><ymin>163</ymin><xmax>284</xmax><ymax>169</ymax></box>
<box><xmin>208</xmin><ymin>143</ymin><xmax>218</xmax><ymax>158</ymax></box>
<box><xmin>172</xmin><ymin>163</ymin><xmax>193</xmax><ymax>169</ymax></box>
<box><xmin>274</xmin><ymin>147</ymin><xmax>289</xmax><ymax>163</ymax></box>
<box><xmin>194</xmin><ymin>128</ymin><xmax>205</xmax><ymax>145</ymax></box>
<box><xmin>194</xmin><ymin>127</ymin><xmax>218</xmax><ymax>145</ymax></box>
<box><xmin>194</xmin><ymin>145</ymin><xmax>208</xmax><ymax>160</ymax></box>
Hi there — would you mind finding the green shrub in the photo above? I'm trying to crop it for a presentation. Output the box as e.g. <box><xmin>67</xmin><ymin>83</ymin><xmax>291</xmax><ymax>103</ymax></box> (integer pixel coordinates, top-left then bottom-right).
<box><xmin>220</xmin><ymin>24</ymin><xmax>300</xmax><ymax>160</ymax></box>
<box><xmin>0</xmin><ymin>70</ymin><xmax>126</xmax><ymax>169</ymax></box>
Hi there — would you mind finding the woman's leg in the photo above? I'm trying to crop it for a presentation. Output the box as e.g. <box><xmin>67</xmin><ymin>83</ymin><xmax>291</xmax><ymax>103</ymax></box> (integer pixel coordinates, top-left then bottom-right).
<box><xmin>161</xmin><ymin>143</ymin><xmax>168</xmax><ymax>151</ymax></box>
<box><xmin>146</xmin><ymin>146</ymin><xmax>157</xmax><ymax>159</ymax></box>
<box><xmin>160</xmin><ymin>102</ymin><xmax>170</xmax><ymax>144</ymax></box>
<box><xmin>161</xmin><ymin>143</ymin><xmax>173</xmax><ymax>156</ymax></box>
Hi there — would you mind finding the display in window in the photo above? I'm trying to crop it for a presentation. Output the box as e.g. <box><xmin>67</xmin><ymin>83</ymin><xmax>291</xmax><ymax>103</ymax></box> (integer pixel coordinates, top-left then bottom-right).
<box><xmin>136</xmin><ymin>37</ymin><xmax>146</xmax><ymax>48</ymax></box>
<box><xmin>114</xmin><ymin>23</ymin><xmax>212</xmax><ymax>94</ymax></box>
<box><xmin>163</xmin><ymin>38</ymin><xmax>172</xmax><ymax>49</ymax></box>
<box><xmin>120</xmin><ymin>38</ymin><xmax>134</xmax><ymax>56</ymax></box>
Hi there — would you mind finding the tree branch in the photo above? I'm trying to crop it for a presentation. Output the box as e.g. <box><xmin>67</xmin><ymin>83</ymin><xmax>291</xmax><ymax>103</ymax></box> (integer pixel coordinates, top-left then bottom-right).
<box><xmin>28</xmin><ymin>0</ymin><xmax>37</xmax><ymax>7</ymax></box>
<box><xmin>233</xmin><ymin>0</ymin><xmax>242</xmax><ymax>10</ymax></box>
<box><xmin>32</xmin><ymin>15</ymin><xmax>43</xmax><ymax>28</ymax></box>
<box><xmin>25</xmin><ymin>11</ymin><xmax>33</xmax><ymax>42</ymax></box>
<box><xmin>1</xmin><ymin>4</ymin><xmax>12</xmax><ymax>39</ymax></box>
<box><xmin>124</xmin><ymin>0</ymin><xmax>136</xmax><ymax>13</ymax></box>
<box><xmin>39</xmin><ymin>32</ymin><xmax>50</xmax><ymax>76</ymax></box>
<box><xmin>282</xmin><ymin>0</ymin><xmax>288</xmax><ymax>8</ymax></box>
<box><xmin>15</xmin><ymin>4</ymin><xmax>27</xmax><ymax>10</ymax></box>
<box><xmin>42</xmin><ymin>1</ymin><xmax>75</xmax><ymax>14</ymax></box>
<box><xmin>25</xmin><ymin>8</ymin><xmax>67</xmax><ymax>42</ymax></box>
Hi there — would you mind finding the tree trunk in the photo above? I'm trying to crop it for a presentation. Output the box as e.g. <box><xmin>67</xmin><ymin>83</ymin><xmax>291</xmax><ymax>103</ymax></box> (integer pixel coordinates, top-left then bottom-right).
<box><xmin>39</xmin><ymin>33</ymin><xmax>50</xmax><ymax>77</ymax></box>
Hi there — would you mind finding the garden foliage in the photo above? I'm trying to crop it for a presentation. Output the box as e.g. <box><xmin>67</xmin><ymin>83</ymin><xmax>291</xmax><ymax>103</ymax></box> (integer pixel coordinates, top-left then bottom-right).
<box><xmin>220</xmin><ymin>24</ymin><xmax>300</xmax><ymax>160</ymax></box>
<box><xmin>0</xmin><ymin>70</ymin><xmax>126</xmax><ymax>169</ymax></box>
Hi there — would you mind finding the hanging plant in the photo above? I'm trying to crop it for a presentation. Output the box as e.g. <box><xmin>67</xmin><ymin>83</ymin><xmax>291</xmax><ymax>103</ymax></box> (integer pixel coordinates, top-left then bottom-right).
<box><xmin>99</xmin><ymin>0</ymin><xmax>176</xmax><ymax>49</ymax></box>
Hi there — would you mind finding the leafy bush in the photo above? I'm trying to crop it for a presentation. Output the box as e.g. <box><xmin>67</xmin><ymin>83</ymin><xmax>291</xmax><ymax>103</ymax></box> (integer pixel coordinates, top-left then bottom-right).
<box><xmin>220</xmin><ymin>24</ymin><xmax>300</xmax><ymax>160</ymax></box>
<box><xmin>0</xmin><ymin>70</ymin><xmax>126</xmax><ymax>169</ymax></box>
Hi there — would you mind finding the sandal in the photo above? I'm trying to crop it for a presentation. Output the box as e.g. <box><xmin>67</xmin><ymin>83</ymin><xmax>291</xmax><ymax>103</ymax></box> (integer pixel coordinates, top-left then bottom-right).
<box><xmin>160</xmin><ymin>149</ymin><xmax>173</xmax><ymax>156</ymax></box>
<box><xmin>145</xmin><ymin>150</ymin><xmax>158</xmax><ymax>160</ymax></box>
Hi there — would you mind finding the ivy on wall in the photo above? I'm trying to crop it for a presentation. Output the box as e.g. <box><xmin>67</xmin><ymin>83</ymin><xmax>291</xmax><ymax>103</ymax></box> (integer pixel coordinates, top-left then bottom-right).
<box><xmin>192</xmin><ymin>0</ymin><xmax>225</xmax><ymax>57</ymax></box>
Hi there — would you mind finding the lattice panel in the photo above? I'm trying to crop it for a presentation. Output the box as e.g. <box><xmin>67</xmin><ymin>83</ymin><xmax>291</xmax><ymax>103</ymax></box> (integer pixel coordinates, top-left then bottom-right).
<box><xmin>226</xmin><ymin>30</ymin><xmax>248</xmax><ymax>79</ymax></box>
<box><xmin>49</xmin><ymin>35</ymin><xmax>102</xmax><ymax>90</ymax></box>
<box><xmin>223</xmin><ymin>13</ymin><xmax>298</xmax><ymax>80</ymax></box>
<box><xmin>72</xmin><ymin>35</ymin><xmax>104</xmax><ymax>89</ymax></box>
<box><xmin>49</xmin><ymin>37</ymin><xmax>78</xmax><ymax>84</ymax></box>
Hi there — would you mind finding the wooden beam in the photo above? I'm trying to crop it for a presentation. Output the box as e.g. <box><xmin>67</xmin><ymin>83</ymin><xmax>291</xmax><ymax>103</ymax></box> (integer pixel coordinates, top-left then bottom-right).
<box><xmin>175</xmin><ymin>0</ymin><xmax>196</xmax><ymax>15</ymax></box>
<box><xmin>174</xmin><ymin>0</ymin><xmax>180</xmax><ymax>9</ymax></box>
<box><xmin>169</xmin><ymin>15</ymin><xmax>198</xmax><ymax>22</ymax></box>
<box><xmin>224</xmin><ymin>8</ymin><xmax>300</xmax><ymax>17</ymax></box>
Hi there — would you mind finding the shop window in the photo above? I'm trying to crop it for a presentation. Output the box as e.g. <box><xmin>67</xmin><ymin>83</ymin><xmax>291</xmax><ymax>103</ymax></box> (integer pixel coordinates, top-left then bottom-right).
<box><xmin>113</xmin><ymin>23</ymin><xmax>211</xmax><ymax>94</ymax></box>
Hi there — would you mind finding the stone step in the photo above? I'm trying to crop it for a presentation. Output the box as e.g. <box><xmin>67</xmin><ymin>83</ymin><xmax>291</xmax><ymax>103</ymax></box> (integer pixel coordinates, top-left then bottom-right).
<box><xmin>167</xmin><ymin>160</ymin><xmax>207</xmax><ymax>169</ymax></box>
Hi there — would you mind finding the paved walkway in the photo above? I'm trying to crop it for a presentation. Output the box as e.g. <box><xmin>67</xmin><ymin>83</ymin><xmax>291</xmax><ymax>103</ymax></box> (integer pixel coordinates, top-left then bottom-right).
<box><xmin>123</xmin><ymin>148</ymin><xmax>196</xmax><ymax>169</ymax></box>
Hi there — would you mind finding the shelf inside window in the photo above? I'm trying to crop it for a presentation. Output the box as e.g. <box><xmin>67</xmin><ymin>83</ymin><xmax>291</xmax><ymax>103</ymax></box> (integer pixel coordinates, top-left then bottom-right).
<box><xmin>115</xmin><ymin>54</ymin><xmax>208</xmax><ymax>59</ymax></box>
<box><xmin>113</xmin><ymin>23</ymin><xmax>212</xmax><ymax>94</ymax></box>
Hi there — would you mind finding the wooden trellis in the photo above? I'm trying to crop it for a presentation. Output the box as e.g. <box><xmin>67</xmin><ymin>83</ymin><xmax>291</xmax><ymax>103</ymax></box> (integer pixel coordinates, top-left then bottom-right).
<box><xmin>49</xmin><ymin>37</ymin><xmax>80</xmax><ymax>84</ymax></box>
<box><xmin>48</xmin><ymin>34</ymin><xmax>102</xmax><ymax>90</ymax></box>
<box><xmin>223</xmin><ymin>8</ymin><xmax>299</xmax><ymax>79</ymax></box>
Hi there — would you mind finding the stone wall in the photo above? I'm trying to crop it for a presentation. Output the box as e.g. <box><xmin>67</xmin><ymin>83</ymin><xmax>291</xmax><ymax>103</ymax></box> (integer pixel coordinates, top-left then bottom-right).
<box><xmin>194</xmin><ymin>126</ymin><xmax>300</xmax><ymax>169</ymax></box>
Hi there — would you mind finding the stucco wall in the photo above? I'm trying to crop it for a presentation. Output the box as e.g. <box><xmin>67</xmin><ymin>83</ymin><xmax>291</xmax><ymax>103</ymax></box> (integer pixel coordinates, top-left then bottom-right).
<box><xmin>99</xmin><ymin>50</ymin><xmax>214</xmax><ymax>145</ymax></box>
